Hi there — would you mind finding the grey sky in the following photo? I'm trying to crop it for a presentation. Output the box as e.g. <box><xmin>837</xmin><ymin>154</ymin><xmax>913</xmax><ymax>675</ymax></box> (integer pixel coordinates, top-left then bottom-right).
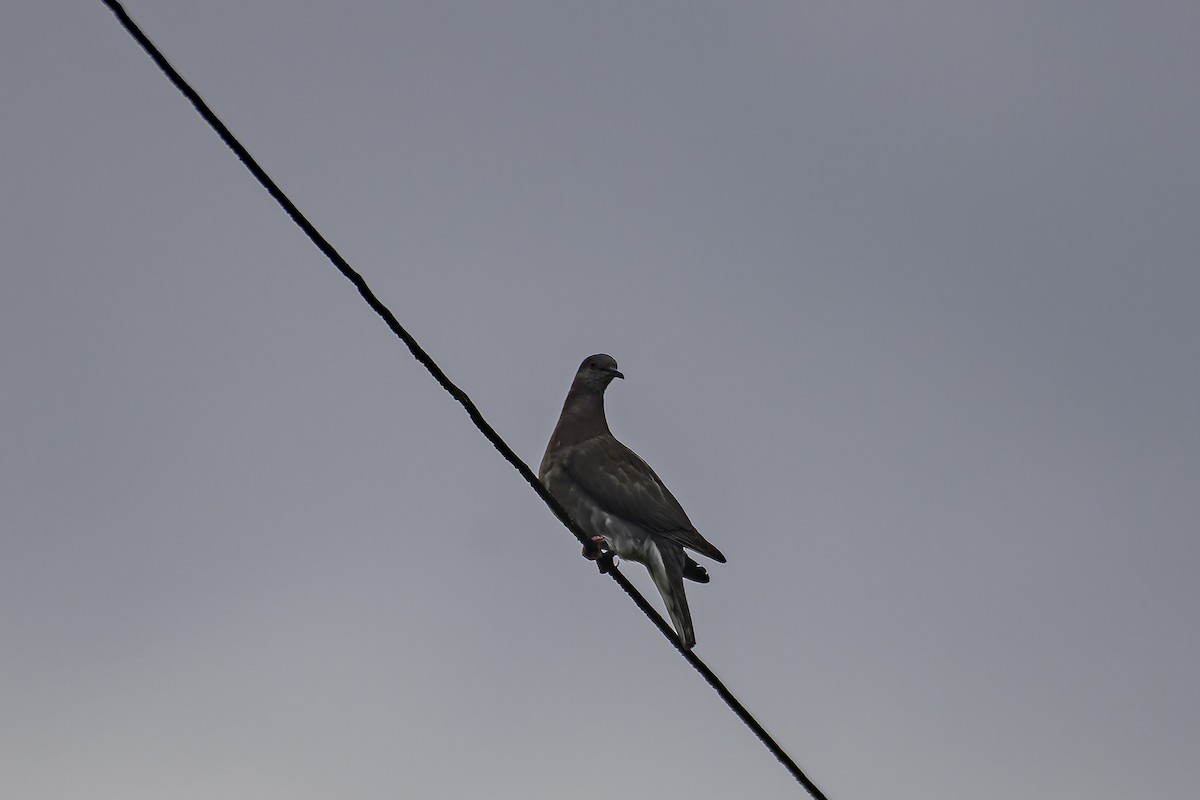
<box><xmin>3</xmin><ymin>2</ymin><xmax>1198</xmax><ymax>798</ymax></box>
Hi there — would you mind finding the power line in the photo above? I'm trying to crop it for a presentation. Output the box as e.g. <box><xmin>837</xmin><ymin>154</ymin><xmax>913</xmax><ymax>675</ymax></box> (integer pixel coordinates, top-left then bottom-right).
<box><xmin>99</xmin><ymin>2</ymin><xmax>828</xmax><ymax>797</ymax></box>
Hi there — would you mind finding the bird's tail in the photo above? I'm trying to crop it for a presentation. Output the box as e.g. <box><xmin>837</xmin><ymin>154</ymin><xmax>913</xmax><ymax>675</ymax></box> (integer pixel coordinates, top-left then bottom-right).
<box><xmin>648</xmin><ymin>541</ymin><xmax>696</xmax><ymax>649</ymax></box>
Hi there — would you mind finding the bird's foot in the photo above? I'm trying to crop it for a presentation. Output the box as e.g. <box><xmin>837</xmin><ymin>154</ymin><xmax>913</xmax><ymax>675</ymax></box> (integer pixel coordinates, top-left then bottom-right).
<box><xmin>581</xmin><ymin>536</ymin><xmax>606</xmax><ymax>559</ymax></box>
<box><xmin>582</xmin><ymin>536</ymin><xmax>616</xmax><ymax>573</ymax></box>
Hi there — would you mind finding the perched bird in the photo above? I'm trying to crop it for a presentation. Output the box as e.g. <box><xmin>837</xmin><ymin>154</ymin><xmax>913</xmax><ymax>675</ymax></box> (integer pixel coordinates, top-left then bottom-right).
<box><xmin>539</xmin><ymin>354</ymin><xmax>726</xmax><ymax>649</ymax></box>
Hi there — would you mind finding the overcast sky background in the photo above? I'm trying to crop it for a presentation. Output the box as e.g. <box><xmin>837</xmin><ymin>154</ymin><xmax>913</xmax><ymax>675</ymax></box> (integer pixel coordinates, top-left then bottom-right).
<box><xmin>3</xmin><ymin>3</ymin><xmax>1198</xmax><ymax>798</ymax></box>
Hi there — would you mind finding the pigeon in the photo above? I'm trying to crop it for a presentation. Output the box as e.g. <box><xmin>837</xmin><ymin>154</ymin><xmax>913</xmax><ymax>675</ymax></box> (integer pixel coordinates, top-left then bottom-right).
<box><xmin>539</xmin><ymin>354</ymin><xmax>726</xmax><ymax>649</ymax></box>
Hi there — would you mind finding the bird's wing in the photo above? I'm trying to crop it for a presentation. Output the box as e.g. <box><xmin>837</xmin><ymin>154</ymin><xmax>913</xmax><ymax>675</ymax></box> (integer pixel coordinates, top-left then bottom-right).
<box><xmin>563</xmin><ymin>436</ymin><xmax>726</xmax><ymax>562</ymax></box>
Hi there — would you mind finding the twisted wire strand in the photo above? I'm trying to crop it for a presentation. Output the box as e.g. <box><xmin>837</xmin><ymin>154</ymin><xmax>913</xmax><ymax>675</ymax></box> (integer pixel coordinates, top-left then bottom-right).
<box><xmin>99</xmin><ymin>3</ymin><xmax>828</xmax><ymax>796</ymax></box>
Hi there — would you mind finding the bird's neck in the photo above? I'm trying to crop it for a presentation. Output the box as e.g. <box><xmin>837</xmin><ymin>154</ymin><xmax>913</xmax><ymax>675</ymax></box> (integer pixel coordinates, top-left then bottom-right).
<box><xmin>551</xmin><ymin>387</ymin><xmax>611</xmax><ymax>448</ymax></box>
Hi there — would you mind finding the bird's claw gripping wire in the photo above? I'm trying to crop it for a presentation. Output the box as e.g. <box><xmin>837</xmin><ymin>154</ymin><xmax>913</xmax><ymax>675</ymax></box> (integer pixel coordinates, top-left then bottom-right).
<box><xmin>582</xmin><ymin>536</ymin><xmax>616</xmax><ymax>573</ymax></box>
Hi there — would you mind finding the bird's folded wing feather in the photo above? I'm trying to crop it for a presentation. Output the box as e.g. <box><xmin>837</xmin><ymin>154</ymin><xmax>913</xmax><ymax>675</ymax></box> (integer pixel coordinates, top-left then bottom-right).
<box><xmin>563</xmin><ymin>436</ymin><xmax>726</xmax><ymax>562</ymax></box>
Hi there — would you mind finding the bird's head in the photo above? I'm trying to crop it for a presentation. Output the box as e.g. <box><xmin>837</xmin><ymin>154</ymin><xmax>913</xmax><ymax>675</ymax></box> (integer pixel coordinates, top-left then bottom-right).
<box><xmin>574</xmin><ymin>353</ymin><xmax>624</xmax><ymax>392</ymax></box>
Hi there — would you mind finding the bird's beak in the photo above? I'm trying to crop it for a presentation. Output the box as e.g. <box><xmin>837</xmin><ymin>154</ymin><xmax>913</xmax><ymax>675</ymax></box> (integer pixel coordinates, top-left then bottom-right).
<box><xmin>610</xmin><ymin>368</ymin><xmax>625</xmax><ymax>380</ymax></box>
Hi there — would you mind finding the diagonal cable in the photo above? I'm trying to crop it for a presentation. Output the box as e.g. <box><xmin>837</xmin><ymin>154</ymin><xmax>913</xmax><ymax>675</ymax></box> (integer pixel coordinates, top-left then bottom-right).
<box><xmin>99</xmin><ymin>2</ymin><xmax>828</xmax><ymax>797</ymax></box>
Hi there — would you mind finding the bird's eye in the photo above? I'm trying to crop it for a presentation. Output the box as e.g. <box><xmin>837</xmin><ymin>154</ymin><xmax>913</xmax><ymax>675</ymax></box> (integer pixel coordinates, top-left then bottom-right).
<box><xmin>588</xmin><ymin>361</ymin><xmax>596</xmax><ymax>369</ymax></box>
